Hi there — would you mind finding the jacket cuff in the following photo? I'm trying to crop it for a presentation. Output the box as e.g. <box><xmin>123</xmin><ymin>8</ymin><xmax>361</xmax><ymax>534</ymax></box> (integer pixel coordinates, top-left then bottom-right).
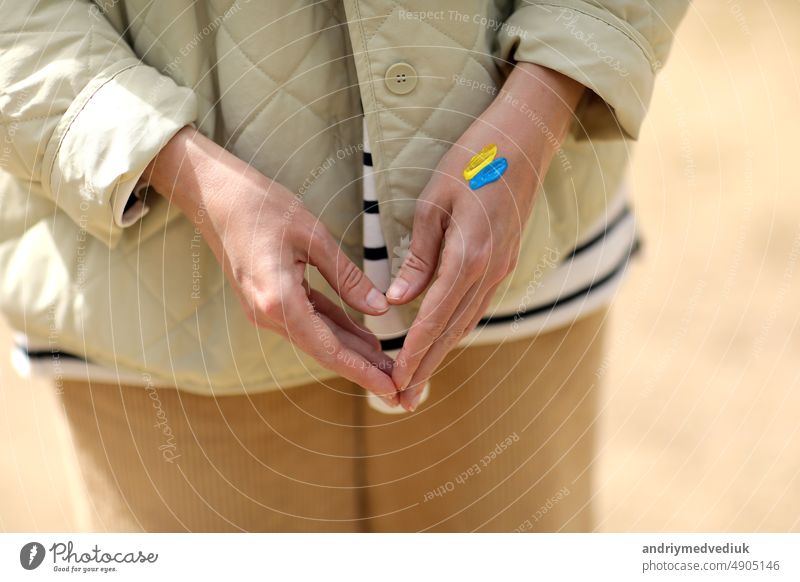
<box><xmin>41</xmin><ymin>60</ymin><xmax>198</xmax><ymax>247</ymax></box>
<box><xmin>498</xmin><ymin>1</ymin><xmax>659</xmax><ymax>140</ymax></box>
<box><xmin>112</xmin><ymin>175</ymin><xmax>152</xmax><ymax>228</ymax></box>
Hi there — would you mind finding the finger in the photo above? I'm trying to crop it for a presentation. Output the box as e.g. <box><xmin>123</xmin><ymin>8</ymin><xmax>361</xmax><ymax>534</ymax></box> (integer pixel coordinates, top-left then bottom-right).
<box><xmin>392</xmin><ymin>231</ymin><xmax>482</xmax><ymax>391</ymax></box>
<box><xmin>279</xmin><ymin>285</ymin><xmax>398</xmax><ymax>401</ymax></box>
<box><xmin>385</xmin><ymin>199</ymin><xmax>447</xmax><ymax>305</ymax></box>
<box><xmin>399</xmin><ymin>282</ymin><xmax>485</xmax><ymax>410</ymax></box>
<box><xmin>465</xmin><ymin>284</ymin><xmax>499</xmax><ymax>336</ymax></box>
<box><xmin>307</xmin><ymin>225</ymin><xmax>389</xmax><ymax>316</ymax></box>
<box><xmin>309</xmin><ymin>289</ymin><xmax>382</xmax><ymax>351</ymax></box>
<box><xmin>318</xmin><ymin>313</ymin><xmax>398</xmax><ymax>406</ymax></box>
<box><xmin>314</xmin><ymin>310</ymin><xmax>394</xmax><ymax>376</ymax></box>
<box><xmin>399</xmin><ymin>284</ymin><xmax>497</xmax><ymax>411</ymax></box>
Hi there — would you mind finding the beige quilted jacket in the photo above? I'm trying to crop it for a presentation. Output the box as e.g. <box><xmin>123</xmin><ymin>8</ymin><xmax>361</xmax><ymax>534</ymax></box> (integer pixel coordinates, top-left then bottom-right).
<box><xmin>0</xmin><ymin>1</ymin><xmax>688</xmax><ymax>394</ymax></box>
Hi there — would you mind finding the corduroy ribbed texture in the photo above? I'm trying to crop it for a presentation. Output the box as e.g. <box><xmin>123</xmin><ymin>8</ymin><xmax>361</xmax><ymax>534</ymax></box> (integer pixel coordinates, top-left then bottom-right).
<box><xmin>361</xmin><ymin>308</ymin><xmax>607</xmax><ymax>532</ymax></box>
<box><xmin>58</xmin><ymin>309</ymin><xmax>607</xmax><ymax>532</ymax></box>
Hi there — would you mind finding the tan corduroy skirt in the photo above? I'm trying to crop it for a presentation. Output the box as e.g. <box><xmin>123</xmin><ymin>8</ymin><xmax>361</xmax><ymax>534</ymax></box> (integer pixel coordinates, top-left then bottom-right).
<box><xmin>58</xmin><ymin>308</ymin><xmax>607</xmax><ymax>532</ymax></box>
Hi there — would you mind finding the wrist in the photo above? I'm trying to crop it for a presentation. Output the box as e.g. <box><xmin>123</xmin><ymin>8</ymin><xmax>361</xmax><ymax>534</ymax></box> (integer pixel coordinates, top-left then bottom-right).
<box><xmin>508</xmin><ymin>62</ymin><xmax>585</xmax><ymax>107</ymax></box>
<box><xmin>144</xmin><ymin>126</ymin><xmax>241</xmax><ymax>229</ymax></box>
<box><xmin>143</xmin><ymin>125</ymin><xmax>200</xmax><ymax>209</ymax></box>
<box><xmin>489</xmin><ymin>62</ymin><xmax>585</xmax><ymax>151</ymax></box>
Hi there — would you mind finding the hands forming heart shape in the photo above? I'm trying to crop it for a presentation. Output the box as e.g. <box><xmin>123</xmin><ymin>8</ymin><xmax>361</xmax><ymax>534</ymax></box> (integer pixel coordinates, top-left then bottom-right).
<box><xmin>146</xmin><ymin>62</ymin><xmax>583</xmax><ymax>412</ymax></box>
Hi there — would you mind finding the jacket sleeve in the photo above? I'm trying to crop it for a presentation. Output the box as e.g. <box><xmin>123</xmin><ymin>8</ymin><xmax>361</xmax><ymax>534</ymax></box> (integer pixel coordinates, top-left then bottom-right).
<box><xmin>0</xmin><ymin>1</ymin><xmax>198</xmax><ymax>248</ymax></box>
<box><xmin>497</xmin><ymin>0</ymin><xmax>690</xmax><ymax>140</ymax></box>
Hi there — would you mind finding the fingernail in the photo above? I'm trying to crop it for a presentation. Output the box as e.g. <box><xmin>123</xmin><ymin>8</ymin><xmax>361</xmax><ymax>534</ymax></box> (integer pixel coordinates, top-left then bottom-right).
<box><xmin>395</xmin><ymin>372</ymin><xmax>410</xmax><ymax>392</ymax></box>
<box><xmin>381</xmin><ymin>393</ymin><xmax>398</xmax><ymax>407</ymax></box>
<box><xmin>407</xmin><ymin>389</ymin><xmax>423</xmax><ymax>412</ymax></box>
<box><xmin>367</xmin><ymin>288</ymin><xmax>389</xmax><ymax>312</ymax></box>
<box><xmin>386</xmin><ymin>278</ymin><xmax>409</xmax><ymax>301</ymax></box>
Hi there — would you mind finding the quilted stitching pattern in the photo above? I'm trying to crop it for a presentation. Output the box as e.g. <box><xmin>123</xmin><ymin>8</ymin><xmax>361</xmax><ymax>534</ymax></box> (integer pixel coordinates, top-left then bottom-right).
<box><xmin>115</xmin><ymin>0</ymin><xmax>504</xmax><ymax>391</ymax></box>
<box><xmin>346</xmin><ymin>0</ymin><xmax>506</xmax><ymax>251</ymax></box>
<box><xmin>0</xmin><ymin>0</ymin><xmax>514</xmax><ymax>392</ymax></box>
<box><xmin>0</xmin><ymin>0</ymin><xmax>663</xmax><ymax>393</ymax></box>
<box><xmin>110</xmin><ymin>0</ymin><xmax>364</xmax><ymax>388</ymax></box>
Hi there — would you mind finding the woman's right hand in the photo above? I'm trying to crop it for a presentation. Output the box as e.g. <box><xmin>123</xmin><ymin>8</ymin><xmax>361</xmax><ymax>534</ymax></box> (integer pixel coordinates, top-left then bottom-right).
<box><xmin>144</xmin><ymin>127</ymin><xmax>399</xmax><ymax>405</ymax></box>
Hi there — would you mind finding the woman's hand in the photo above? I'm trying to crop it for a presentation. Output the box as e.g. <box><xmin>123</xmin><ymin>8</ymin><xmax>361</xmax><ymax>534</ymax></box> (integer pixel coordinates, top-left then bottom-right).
<box><xmin>144</xmin><ymin>128</ymin><xmax>400</xmax><ymax>405</ymax></box>
<box><xmin>387</xmin><ymin>63</ymin><xmax>586</xmax><ymax>410</ymax></box>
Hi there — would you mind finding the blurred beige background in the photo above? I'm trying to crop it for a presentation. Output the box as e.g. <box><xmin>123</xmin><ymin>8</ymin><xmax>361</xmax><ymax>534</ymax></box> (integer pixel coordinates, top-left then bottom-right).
<box><xmin>1</xmin><ymin>0</ymin><xmax>798</xmax><ymax>531</ymax></box>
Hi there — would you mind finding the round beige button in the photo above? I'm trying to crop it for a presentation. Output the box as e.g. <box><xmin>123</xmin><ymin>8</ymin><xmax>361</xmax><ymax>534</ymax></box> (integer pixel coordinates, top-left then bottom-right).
<box><xmin>385</xmin><ymin>62</ymin><xmax>418</xmax><ymax>95</ymax></box>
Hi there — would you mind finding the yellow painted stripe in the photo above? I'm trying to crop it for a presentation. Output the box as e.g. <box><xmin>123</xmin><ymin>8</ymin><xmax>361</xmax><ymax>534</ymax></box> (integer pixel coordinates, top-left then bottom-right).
<box><xmin>462</xmin><ymin>144</ymin><xmax>497</xmax><ymax>181</ymax></box>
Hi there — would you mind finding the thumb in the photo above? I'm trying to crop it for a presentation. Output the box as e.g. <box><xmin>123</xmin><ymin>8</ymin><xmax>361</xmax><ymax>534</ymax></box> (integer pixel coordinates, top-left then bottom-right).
<box><xmin>386</xmin><ymin>201</ymin><xmax>445</xmax><ymax>305</ymax></box>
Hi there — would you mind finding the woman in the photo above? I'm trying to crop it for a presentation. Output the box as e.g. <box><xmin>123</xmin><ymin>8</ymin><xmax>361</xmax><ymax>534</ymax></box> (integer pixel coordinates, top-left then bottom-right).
<box><xmin>0</xmin><ymin>1</ymin><xmax>688</xmax><ymax>531</ymax></box>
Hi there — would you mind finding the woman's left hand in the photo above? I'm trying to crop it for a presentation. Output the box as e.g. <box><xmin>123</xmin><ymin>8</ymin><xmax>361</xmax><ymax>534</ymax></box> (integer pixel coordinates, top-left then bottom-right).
<box><xmin>386</xmin><ymin>63</ymin><xmax>585</xmax><ymax>411</ymax></box>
